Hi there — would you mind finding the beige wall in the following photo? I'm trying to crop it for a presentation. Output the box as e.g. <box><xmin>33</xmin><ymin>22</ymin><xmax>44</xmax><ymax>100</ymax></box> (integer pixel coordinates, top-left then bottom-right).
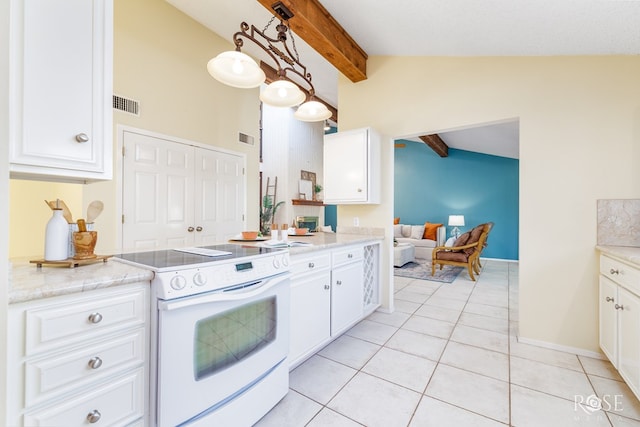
<box><xmin>337</xmin><ymin>56</ymin><xmax>640</xmax><ymax>352</ymax></box>
<box><xmin>9</xmin><ymin>0</ymin><xmax>262</xmax><ymax>257</ymax></box>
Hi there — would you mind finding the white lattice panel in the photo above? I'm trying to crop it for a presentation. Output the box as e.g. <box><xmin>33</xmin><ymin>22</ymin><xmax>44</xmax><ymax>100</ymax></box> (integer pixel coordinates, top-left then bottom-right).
<box><xmin>363</xmin><ymin>244</ymin><xmax>379</xmax><ymax>310</ymax></box>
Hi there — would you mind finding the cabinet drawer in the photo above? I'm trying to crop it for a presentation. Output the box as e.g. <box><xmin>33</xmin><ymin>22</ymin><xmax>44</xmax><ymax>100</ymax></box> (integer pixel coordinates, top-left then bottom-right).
<box><xmin>25</xmin><ymin>287</ymin><xmax>146</xmax><ymax>356</ymax></box>
<box><xmin>24</xmin><ymin>367</ymin><xmax>144</xmax><ymax>427</ymax></box>
<box><xmin>601</xmin><ymin>255</ymin><xmax>640</xmax><ymax>296</ymax></box>
<box><xmin>291</xmin><ymin>253</ymin><xmax>331</xmax><ymax>276</ymax></box>
<box><xmin>332</xmin><ymin>246</ymin><xmax>364</xmax><ymax>267</ymax></box>
<box><xmin>25</xmin><ymin>329</ymin><xmax>145</xmax><ymax>407</ymax></box>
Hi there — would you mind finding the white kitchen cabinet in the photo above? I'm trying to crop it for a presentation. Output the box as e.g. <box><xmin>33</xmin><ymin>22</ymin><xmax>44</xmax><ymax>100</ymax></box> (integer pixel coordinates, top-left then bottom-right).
<box><xmin>9</xmin><ymin>0</ymin><xmax>113</xmax><ymax>183</ymax></box>
<box><xmin>599</xmin><ymin>275</ymin><xmax>618</xmax><ymax>366</ymax></box>
<box><xmin>331</xmin><ymin>246</ymin><xmax>364</xmax><ymax>336</ymax></box>
<box><xmin>289</xmin><ymin>252</ymin><xmax>331</xmax><ymax>368</ymax></box>
<box><xmin>599</xmin><ymin>253</ymin><xmax>640</xmax><ymax>400</ymax></box>
<box><xmin>289</xmin><ymin>243</ymin><xmax>378</xmax><ymax>369</ymax></box>
<box><xmin>323</xmin><ymin>127</ymin><xmax>381</xmax><ymax>204</ymax></box>
<box><xmin>7</xmin><ymin>283</ymin><xmax>149</xmax><ymax>427</ymax></box>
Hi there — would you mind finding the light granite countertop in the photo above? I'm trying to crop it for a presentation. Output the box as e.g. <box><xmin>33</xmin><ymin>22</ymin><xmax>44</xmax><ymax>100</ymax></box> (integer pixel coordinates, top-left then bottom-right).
<box><xmin>9</xmin><ymin>257</ymin><xmax>154</xmax><ymax>304</ymax></box>
<box><xmin>596</xmin><ymin>245</ymin><xmax>640</xmax><ymax>267</ymax></box>
<box><xmin>263</xmin><ymin>230</ymin><xmax>384</xmax><ymax>256</ymax></box>
<box><xmin>8</xmin><ymin>230</ymin><xmax>385</xmax><ymax>304</ymax></box>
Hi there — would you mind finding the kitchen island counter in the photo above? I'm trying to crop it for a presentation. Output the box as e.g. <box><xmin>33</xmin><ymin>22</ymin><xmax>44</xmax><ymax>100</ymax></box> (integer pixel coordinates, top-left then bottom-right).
<box><xmin>8</xmin><ymin>258</ymin><xmax>154</xmax><ymax>304</ymax></box>
<box><xmin>281</xmin><ymin>229</ymin><xmax>384</xmax><ymax>255</ymax></box>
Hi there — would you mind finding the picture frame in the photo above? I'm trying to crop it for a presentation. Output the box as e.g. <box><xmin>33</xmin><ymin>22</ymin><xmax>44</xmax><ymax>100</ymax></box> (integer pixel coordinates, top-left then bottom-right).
<box><xmin>298</xmin><ymin>193</ymin><xmax>306</xmax><ymax>200</ymax></box>
<box><xmin>299</xmin><ymin>179</ymin><xmax>313</xmax><ymax>200</ymax></box>
<box><xmin>300</xmin><ymin>170</ymin><xmax>317</xmax><ymax>198</ymax></box>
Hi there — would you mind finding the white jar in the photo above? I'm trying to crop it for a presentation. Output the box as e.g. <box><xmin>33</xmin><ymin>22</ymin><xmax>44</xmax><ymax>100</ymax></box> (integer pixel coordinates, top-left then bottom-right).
<box><xmin>44</xmin><ymin>209</ymin><xmax>69</xmax><ymax>261</ymax></box>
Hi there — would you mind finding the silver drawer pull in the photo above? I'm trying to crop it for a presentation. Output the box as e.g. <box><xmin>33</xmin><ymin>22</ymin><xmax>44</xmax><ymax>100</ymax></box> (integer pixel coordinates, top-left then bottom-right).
<box><xmin>86</xmin><ymin>409</ymin><xmax>101</xmax><ymax>423</ymax></box>
<box><xmin>196</xmin><ymin>226</ymin><xmax>203</xmax><ymax>232</ymax></box>
<box><xmin>348</xmin><ymin>253</ymin><xmax>353</xmax><ymax>258</ymax></box>
<box><xmin>88</xmin><ymin>313</ymin><xmax>103</xmax><ymax>324</ymax></box>
<box><xmin>88</xmin><ymin>357</ymin><xmax>103</xmax><ymax>369</ymax></box>
<box><xmin>615</xmin><ymin>304</ymin><xmax>625</xmax><ymax>310</ymax></box>
<box><xmin>308</xmin><ymin>262</ymin><xmax>315</xmax><ymax>268</ymax></box>
<box><xmin>324</xmin><ymin>285</ymin><xmax>330</xmax><ymax>290</ymax></box>
<box><xmin>187</xmin><ymin>226</ymin><xmax>195</xmax><ymax>232</ymax></box>
<box><xmin>75</xmin><ymin>133</ymin><xmax>89</xmax><ymax>143</ymax></box>
<box><xmin>610</xmin><ymin>268</ymin><xmax>620</xmax><ymax>275</ymax></box>
<box><xmin>606</xmin><ymin>296</ymin><xmax>614</xmax><ymax>302</ymax></box>
<box><xmin>336</xmin><ymin>280</ymin><xmax>342</xmax><ymax>285</ymax></box>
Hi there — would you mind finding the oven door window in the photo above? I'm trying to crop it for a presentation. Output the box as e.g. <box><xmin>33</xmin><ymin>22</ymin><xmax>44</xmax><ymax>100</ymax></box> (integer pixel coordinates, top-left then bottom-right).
<box><xmin>194</xmin><ymin>296</ymin><xmax>277</xmax><ymax>380</ymax></box>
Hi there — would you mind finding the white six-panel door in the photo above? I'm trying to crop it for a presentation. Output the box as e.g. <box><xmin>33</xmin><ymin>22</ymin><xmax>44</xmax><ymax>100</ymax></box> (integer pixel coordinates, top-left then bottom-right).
<box><xmin>122</xmin><ymin>130</ymin><xmax>245</xmax><ymax>252</ymax></box>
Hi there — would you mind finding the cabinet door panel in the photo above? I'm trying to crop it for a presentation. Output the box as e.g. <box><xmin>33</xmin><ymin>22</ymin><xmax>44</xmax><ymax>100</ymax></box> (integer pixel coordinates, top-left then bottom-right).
<box><xmin>599</xmin><ymin>276</ymin><xmax>618</xmax><ymax>367</ymax></box>
<box><xmin>324</xmin><ymin>131</ymin><xmax>367</xmax><ymax>202</ymax></box>
<box><xmin>10</xmin><ymin>0</ymin><xmax>112</xmax><ymax>181</ymax></box>
<box><xmin>618</xmin><ymin>286</ymin><xmax>640</xmax><ymax>397</ymax></box>
<box><xmin>331</xmin><ymin>261</ymin><xmax>364</xmax><ymax>336</ymax></box>
<box><xmin>290</xmin><ymin>273</ymin><xmax>331</xmax><ymax>366</ymax></box>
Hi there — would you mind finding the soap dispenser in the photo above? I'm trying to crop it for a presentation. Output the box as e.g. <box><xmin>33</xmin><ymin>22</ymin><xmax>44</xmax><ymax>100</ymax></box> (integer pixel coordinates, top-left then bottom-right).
<box><xmin>45</xmin><ymin>201</ymin><xmax>69</xmax><ymax>261</ymax></box>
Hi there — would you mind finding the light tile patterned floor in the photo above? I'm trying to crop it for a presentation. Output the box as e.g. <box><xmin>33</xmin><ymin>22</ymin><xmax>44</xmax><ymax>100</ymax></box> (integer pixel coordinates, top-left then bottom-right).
<box><xmin>255</xmin><ymin>261</ymin><xmax>640</xmax><ymax>427</ymax></box>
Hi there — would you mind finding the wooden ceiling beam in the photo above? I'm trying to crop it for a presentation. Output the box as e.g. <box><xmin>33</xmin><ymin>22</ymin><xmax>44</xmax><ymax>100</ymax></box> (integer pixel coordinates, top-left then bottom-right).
<box><xmin>261</xmin><ymin>61</ymin><xmax>338</xmax><ymax>123</ymax></box>
<box><xmin>419</xmin><ymin>134</ymin><xmax>449</xmax><ymax>157</ymax></box>
<box><xmin>256</xmin><ymin>0</ymin><xmax>368</xmax><ymax>83</ymax></box>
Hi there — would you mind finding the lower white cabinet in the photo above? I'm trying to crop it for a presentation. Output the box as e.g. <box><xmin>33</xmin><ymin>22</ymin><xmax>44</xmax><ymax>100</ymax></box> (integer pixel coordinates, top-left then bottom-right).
<box><xmin>289</xmin><ymin>243</ymin><xmax>379</xmax><ymax>368</ymax></box>
<box><xmin>8</xmin><ymin>283</ymin><xmax>149</xmax><ymax>427</ymax></box>
<box><xmin>289</xmin><ymin>253</ymin><xmax>331</xmax><ymax>367</ymax></box>
<box><xmin>331</xmin><ymin>247</ymin><xmax>364</xmax><ymax>336</ymax></box>
<box><xmin>599</xmin><ymin>253</ymin><xmax>640</xmax><ymax>400</ymax></box>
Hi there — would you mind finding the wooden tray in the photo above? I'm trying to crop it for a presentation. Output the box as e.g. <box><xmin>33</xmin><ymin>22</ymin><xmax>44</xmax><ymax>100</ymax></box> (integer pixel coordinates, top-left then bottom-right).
<box><xmin>30</xmin><ymin>255</ymin><xmax>112</xmax><ymax>268</ymax></box>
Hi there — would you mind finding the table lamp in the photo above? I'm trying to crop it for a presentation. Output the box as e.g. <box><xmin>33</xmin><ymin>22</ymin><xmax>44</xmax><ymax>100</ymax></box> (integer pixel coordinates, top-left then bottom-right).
<box><xmin>448</xmin><ymin>215</ymin><xmax>465</xmax><ymax>239</ymax></box>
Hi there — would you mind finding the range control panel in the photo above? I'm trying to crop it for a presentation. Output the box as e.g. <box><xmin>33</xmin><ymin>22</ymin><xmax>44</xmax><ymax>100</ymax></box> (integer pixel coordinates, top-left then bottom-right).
<box><xmin>154</xmin><ymin>252</ymin><xmax>290</xmax><ymax>300</ymax></box>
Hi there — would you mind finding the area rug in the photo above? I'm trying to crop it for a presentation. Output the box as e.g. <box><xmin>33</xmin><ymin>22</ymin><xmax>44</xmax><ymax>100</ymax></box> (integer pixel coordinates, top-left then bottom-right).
<box><xmin>394</xmin><ymin>259</ymin><xmax>464</xmax><ymax>283</ymax></box>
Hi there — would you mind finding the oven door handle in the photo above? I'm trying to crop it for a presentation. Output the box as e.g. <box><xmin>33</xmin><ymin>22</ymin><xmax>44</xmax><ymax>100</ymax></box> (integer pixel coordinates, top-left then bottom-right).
<box><xmin>158</xmin><ymin>273</ymin><xmax>289</xmax><ymax>311</ymax></box>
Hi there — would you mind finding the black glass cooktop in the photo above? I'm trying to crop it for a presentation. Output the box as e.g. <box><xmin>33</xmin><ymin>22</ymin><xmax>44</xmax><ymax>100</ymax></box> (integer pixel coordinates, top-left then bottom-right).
<box><xmin>114</xmin><ymin>244</ymin><xmax>282</xmax><ymax>271</ymax></box>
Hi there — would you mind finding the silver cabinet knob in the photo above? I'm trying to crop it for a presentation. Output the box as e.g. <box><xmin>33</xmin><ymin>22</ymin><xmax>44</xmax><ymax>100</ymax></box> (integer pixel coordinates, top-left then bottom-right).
<box><xmin>308</xmin><ymin>262</ymin><xmax>315</xmax><ymax>268</ymax></box>
<box><xmin>86</xmin><ymin>410</ymin><xmax>101</xmax><ymax>423</ymax></box>
<box><xmin>610</xmin><ymin>268</ymin><xmax>620</xmax><ymax>275</ymax></box>
<box><xmin>324</xmin><ymin>285</ymin><xmax>330</xmax><ymax>290</ymax></box>
<box><xmin>348</xmin><ymin>253</ymin><xmax>353</xmax><ymax>258</ymax></box>
<box><xmin>196</xmin><ymin>226</ymin><xmax>203</xmax><ymax>232</ymax></box>
<box><xmin>615</xmin><ymin>304</ymin><xmax>625</xmax><ymax>310</ymax></box>
<box><xmin>606</xmin><ymin>296</ymin><xmax>614</xmax><ymax>302</ymax></box>
<box><xmin>336</xmin><ymin>280</ymin><xmax>342</xmax><ymax>285</ymax></box>
<box><xmin>75</xmin><ymin>133</ymin><xmax>89</xmax><ymax>143</ymax></box>
<box><xmin>357</xmin><ymin>188</ymin><xmax>363</xmax><ymax>192</ymax></box>
<box><xmin>187</xmin><ymin>226</ymin><xmax>195</xmax><ymax>232</ymax></box>
<box><xmin>88</xmin><ymin>313</ymin><xmax>103</xmax><ymax>324</ymax></box>
<box><xmin>88</xmin><ymin>357</ymin><xmax>103</xmax><ymax>369</ymax></box>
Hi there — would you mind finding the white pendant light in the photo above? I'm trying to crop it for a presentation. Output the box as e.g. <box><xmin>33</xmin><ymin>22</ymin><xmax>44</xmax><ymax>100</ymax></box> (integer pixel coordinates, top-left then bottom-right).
<box><xmin>207</xmin><ymin>51</ymin><xmax>266</xmax><ymax>89</ymax></box>
<box><xmin>260</xmin><ymin>80</ymin><xmax>306</xmax><ymax>107</ymax></box>
<box><xmin>294</xmin><ymin>100</ymin><xmax>332</xmax><ymax>122</ymax></box>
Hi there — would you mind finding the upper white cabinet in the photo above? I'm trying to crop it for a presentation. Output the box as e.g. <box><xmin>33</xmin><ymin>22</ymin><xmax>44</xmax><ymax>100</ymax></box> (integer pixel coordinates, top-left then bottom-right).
<box><xmin>323</xmin><ymin>127</ymin><xmax>380</xmax><ymax>204</ymax></box>
<box><xmin>9</xmin><ymin>0</ymin><xmax>113</xmax><ymax>183</ymax></box>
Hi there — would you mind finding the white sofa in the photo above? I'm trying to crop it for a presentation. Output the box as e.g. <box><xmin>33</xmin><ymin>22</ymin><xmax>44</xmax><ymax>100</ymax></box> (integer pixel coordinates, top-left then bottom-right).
<box><xmin>394</xmin><ymin>224</ymin><xmax>446</xmax><ymax>260</ymax></box>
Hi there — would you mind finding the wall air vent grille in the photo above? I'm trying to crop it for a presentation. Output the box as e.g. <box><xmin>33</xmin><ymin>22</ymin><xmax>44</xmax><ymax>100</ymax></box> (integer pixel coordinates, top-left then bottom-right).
<box><xmin>113</xmin><ymin>94</ymin><xmax>140</xmax><ymax>116</ymax></box>
<box><xmin>238</xmin><ymin>132</ymin><xmax>254</xmax><ymax>145</ymax></box>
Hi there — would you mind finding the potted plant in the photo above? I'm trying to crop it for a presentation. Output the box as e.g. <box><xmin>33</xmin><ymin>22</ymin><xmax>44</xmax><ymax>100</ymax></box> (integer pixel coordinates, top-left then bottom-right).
<box><xmin>313</xmin><ymin>184</ymin><xmax>323</xmax><ymax>201</ymax></box>
<box><xmin>260</xmin><ymin>195</ymin><xmax>284</xmax><ymax>235</ymax></box>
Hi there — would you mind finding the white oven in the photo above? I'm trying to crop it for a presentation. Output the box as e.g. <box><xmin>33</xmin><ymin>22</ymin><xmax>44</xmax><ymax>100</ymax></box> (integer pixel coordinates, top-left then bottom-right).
<box><xmin>115</xmin><ymin>245</ymin><xmax>290</xmax><ymax>427</ymax></box>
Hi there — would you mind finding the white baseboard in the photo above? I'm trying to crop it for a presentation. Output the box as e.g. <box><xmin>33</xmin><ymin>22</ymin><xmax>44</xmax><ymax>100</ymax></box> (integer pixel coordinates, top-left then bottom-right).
<box><xmin>517</xmin><ymin>335</ymin><xmax>606</xmax><ymax>360</ymax></box>
<box><xmin>481</xmin><ymin>257</ymin><xmax>519</xmax><ymax>263</ymax></box>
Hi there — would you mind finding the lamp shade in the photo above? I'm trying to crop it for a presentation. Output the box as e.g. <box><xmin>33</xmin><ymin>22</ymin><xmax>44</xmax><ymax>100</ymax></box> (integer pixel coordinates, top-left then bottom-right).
<box><xmin>294</xmin><ymin>100</ymin><xmax>332</xmax><ymax>122</ymax></box>
<box><xmin>448</xmin><ymin>215</ymin><xmax>465</xmax><ymax>227</ymax></box>
<box><xmin>260</xmin><ymin>80</ymin><xmax>306</xmax><ymax>107</ymax></box>
<box><xmin>207</xmin><ymin>51</ymin><xmax>266</xmax><ymax>89</ymax></box>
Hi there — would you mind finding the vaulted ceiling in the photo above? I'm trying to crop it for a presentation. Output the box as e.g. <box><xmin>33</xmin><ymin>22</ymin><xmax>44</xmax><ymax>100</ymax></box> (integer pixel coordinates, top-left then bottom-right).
<box><xmin>166</xmin><ymin>0</ymin><xmax>640</xmax><ymax>159</ymax></box>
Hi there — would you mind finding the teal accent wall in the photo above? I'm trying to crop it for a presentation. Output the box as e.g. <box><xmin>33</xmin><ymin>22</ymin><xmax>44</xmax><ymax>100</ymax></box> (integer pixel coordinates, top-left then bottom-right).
<box><xmin>395</xmin><ymin>140</ymin><xmax>519</xmax><ymax>260</ymax></box>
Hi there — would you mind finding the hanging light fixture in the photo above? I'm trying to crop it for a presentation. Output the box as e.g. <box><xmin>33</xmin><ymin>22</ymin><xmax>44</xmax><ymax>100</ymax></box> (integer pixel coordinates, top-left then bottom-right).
<box><xmin>207</xmin><ymin>2</ymin><xmax>332</xmax><ymax>122</ymax></box>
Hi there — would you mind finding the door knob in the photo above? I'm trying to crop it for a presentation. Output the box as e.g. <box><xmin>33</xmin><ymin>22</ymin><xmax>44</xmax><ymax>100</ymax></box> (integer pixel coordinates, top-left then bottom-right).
<box><xmin>196</xmin><ymin>226</ymin><xmax>203</xmax><ymax>232</ymax></box>
<box><xmin>187</xmin><ymin>226</ymin><xmax>195</xmax><ymax>232</ymax></box>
